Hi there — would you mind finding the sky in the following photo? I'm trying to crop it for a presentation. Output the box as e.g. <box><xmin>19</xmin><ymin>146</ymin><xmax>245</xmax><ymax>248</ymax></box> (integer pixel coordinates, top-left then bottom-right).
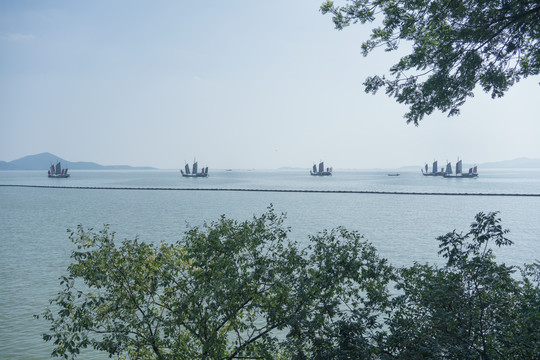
<box><xmin>1</xmin><ymin>1</ymin><xmax>539</xmax><ymax>170</ymax></box>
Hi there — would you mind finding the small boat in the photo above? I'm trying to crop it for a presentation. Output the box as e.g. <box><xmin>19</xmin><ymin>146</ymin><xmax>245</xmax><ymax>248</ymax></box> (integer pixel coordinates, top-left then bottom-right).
<box><xmin>387</xmin><ymin>173</ymin><xmax>400</xmax><ymax>176</ymax></box>
<box><xmin>48</xmin><ymin>162</ymin><xmax>70</xmax><ymax>178</ymax></box>
<box><xmin>310</xmin><ymin>161</ymin><xmax>332</xmax><ymax>176</ymax></box>
<box><xmin>421</xmin><ymin>160</ymin><xmax>444</xmax><ymax>176</ymax></box>
<box><xmin>443</xmin><ymin>159</ymin><xmax>478</xmax><ymax>178</ymax></box>
<box><xmin>181</xmin><ymin>160</ymin><xmax>208</xmax><ymax>177</ymax></box>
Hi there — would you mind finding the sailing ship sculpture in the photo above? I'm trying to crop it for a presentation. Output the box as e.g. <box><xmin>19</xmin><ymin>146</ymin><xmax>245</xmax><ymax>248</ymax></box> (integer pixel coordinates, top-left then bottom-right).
<box><xmin>48</xmin><ymin>162</ymin><xmax>70</xmax><ymax>178</ymax></box>
<box><xmin>443</xmin><ymin>159</ymin><xmax>478</xmax><ymax>178</ymax></box>
<box><xmin>421</xmin><ymin>160</ymin><xmax>444</xmax><ymax>176</ymax></box>
<box><xmin>181</xmin><ymin>160</ymin><xmax>208</xmax><ymax>177</ymax></box>
<box><xmin>310</xmin><ymin>161</ymin><xmax>332</xmax><ymax>176</ymax></box>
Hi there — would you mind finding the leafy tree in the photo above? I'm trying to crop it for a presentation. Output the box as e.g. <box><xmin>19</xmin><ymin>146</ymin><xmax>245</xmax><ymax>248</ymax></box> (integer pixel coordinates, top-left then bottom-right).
<box><xmin>380</xmin><ymin>212</ymin><xmax>540</xmax><ymax>359</ymax></box>
<box><xmin>38</xmin><ymin>207</ymin><xmax>393</xmax><ymax>359</ymax></box>
<box><xmin>39</xmin><ymin>208</ymin><xmax>540</xmax><ymax>359</ymax></box>
<box><xmin>321</xmin><ymin>0</ymin><xmax>540</xmax><ymax>124</ymax></box>
<box><xmin>283</xmin><ymin>227</ymin><xmax>395</xmax><ymax>359</ymax></box>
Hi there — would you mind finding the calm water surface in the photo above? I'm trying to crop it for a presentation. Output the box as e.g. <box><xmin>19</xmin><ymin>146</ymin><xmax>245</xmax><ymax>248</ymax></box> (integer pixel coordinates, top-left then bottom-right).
<box><xmin>1</xmin><ymin>169</ymin><xmax>539</xmax><ymax>359</ymax></box>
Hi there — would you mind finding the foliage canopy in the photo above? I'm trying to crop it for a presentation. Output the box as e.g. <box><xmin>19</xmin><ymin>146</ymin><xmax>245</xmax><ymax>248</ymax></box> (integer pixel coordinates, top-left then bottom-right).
<box><xmin>39</xmin><ymin>208</ymin><xmax>540</xmax><ymax>359</ymax></box>
<box><xmin>380</xmin><ymin>212</ymin><xmax>540</xmax><ymax>359</ymax></box>
<box><xmin>321</xmin><ymin>0</ymin><xmax>540</xmax><ymax>124</ymax></box>
<box><xmin>39</xmin><ymin>206</ymin><xmax>393</xmax><ymax>359</ymax></box>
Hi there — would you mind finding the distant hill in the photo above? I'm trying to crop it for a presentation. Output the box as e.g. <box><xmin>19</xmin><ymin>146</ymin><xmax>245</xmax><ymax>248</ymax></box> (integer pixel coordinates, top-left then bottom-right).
<box><xmin>402</xmin><ymin>157</ymin><xmax>540</xmax><ymax>170</ymax></box>
<box><xmin>479</xmin><ymin>157</ymin><xmax>540</xmax><ymax>169</ymax></box>
<box><xmin>0</xmin><ymin>152</ymin><xmax>156</xmax><ymax>170</ymax></box>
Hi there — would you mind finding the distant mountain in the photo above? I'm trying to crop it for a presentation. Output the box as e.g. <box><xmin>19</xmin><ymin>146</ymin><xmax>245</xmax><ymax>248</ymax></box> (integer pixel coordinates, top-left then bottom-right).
<box><xmin>479</xmin><ymin>157</ymin><xmax>540</xmax><ymax>169</ymax></box>
<box><xmin>402</xmin><ymin>158</ymin><xmax>540</xmax><ymax>170</ymax></box>
<box><xmin>0</xmin><ymin>152</ymin><xmax>156</xmax><ymax>170</ymax></box>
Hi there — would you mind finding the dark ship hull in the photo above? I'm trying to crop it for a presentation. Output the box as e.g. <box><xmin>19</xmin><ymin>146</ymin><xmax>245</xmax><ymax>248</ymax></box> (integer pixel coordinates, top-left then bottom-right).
<box><xmin>48</xmin><ymin>173</ymin><xmax>70</xmax><ymax>178</ymax></box>
<box><xmin>444</xmin><ymin>172</ymin><xmax>479</xmax><ymax>178</ymax></box>
<box><xmin>182</xmin><ymin>173</ymin><xmax>208</xmax><ymax>178</ymax></box>
<box><xmin>310</xmin><ymin>171</ymin><xmax>332</xmax><ymax>176</ymax></box>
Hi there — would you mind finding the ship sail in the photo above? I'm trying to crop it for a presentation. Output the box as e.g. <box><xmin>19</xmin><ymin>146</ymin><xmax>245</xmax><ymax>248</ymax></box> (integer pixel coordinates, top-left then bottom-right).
<box><xmin>184</xmin><ymin>164</ymin><xmax>190</xmax><ymax>175</ymax></box>
<box><xmin>445</xmin><ymin>162</ymin><xmax>452</xmax><ymax>174</ymax></box>
<box><xmin>433</xmin><ymin>161</ymin><xmax>438</xmax><ymax>173</ymax></box>
<box><xmin>456</xmin><ymin>159</ymin><xmax>462</xmax><ymax>174</ymax></box>
<box><xmin>318</xmin><ymin>162</ymin><xmax>324</xmax><ymax>173</ymax></box>
<box><xmin>313</xmin><ymin>164</ymin><xmax>317</xmax><ymax>173</ymax></box>
<box><xmin>55</xmin><ymin>162</ymin><xmax>62</xmax><ymax>175</ymax></box>
<box><xmin>193</xmin><ymin>161</ymin><xmax>198</xmax><ymax>174</ymax></box>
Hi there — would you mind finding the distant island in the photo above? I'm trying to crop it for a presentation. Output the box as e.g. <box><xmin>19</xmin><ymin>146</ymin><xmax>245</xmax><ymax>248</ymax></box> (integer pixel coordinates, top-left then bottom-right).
<box><xmin>0</xmin><ymin>152</ymin><xmax>156</xmax><ymax>171</ymax></box>
<box><xmin>477</xmin><ymin>157</ymin><xmax>540</xmax><ymax>169</ymax></box>
<box><xmin>396</xmin><ymin>157</ymin><xmax>540</xmax><ymax>171</ymax></box>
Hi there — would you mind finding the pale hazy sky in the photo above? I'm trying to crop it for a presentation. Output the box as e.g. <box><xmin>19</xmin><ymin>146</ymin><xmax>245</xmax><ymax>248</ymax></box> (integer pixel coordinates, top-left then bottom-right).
<box><xmin>1</xmin><ymin>1</ymin><xmax>539</xmax><ymax>169</ymax></box>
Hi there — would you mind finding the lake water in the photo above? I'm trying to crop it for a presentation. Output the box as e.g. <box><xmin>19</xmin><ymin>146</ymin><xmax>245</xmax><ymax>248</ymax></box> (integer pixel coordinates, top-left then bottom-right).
<box><xmin>1</xmin><ymin>168</ymin><xmax>539</xmax><ymax>359</ymax></box>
